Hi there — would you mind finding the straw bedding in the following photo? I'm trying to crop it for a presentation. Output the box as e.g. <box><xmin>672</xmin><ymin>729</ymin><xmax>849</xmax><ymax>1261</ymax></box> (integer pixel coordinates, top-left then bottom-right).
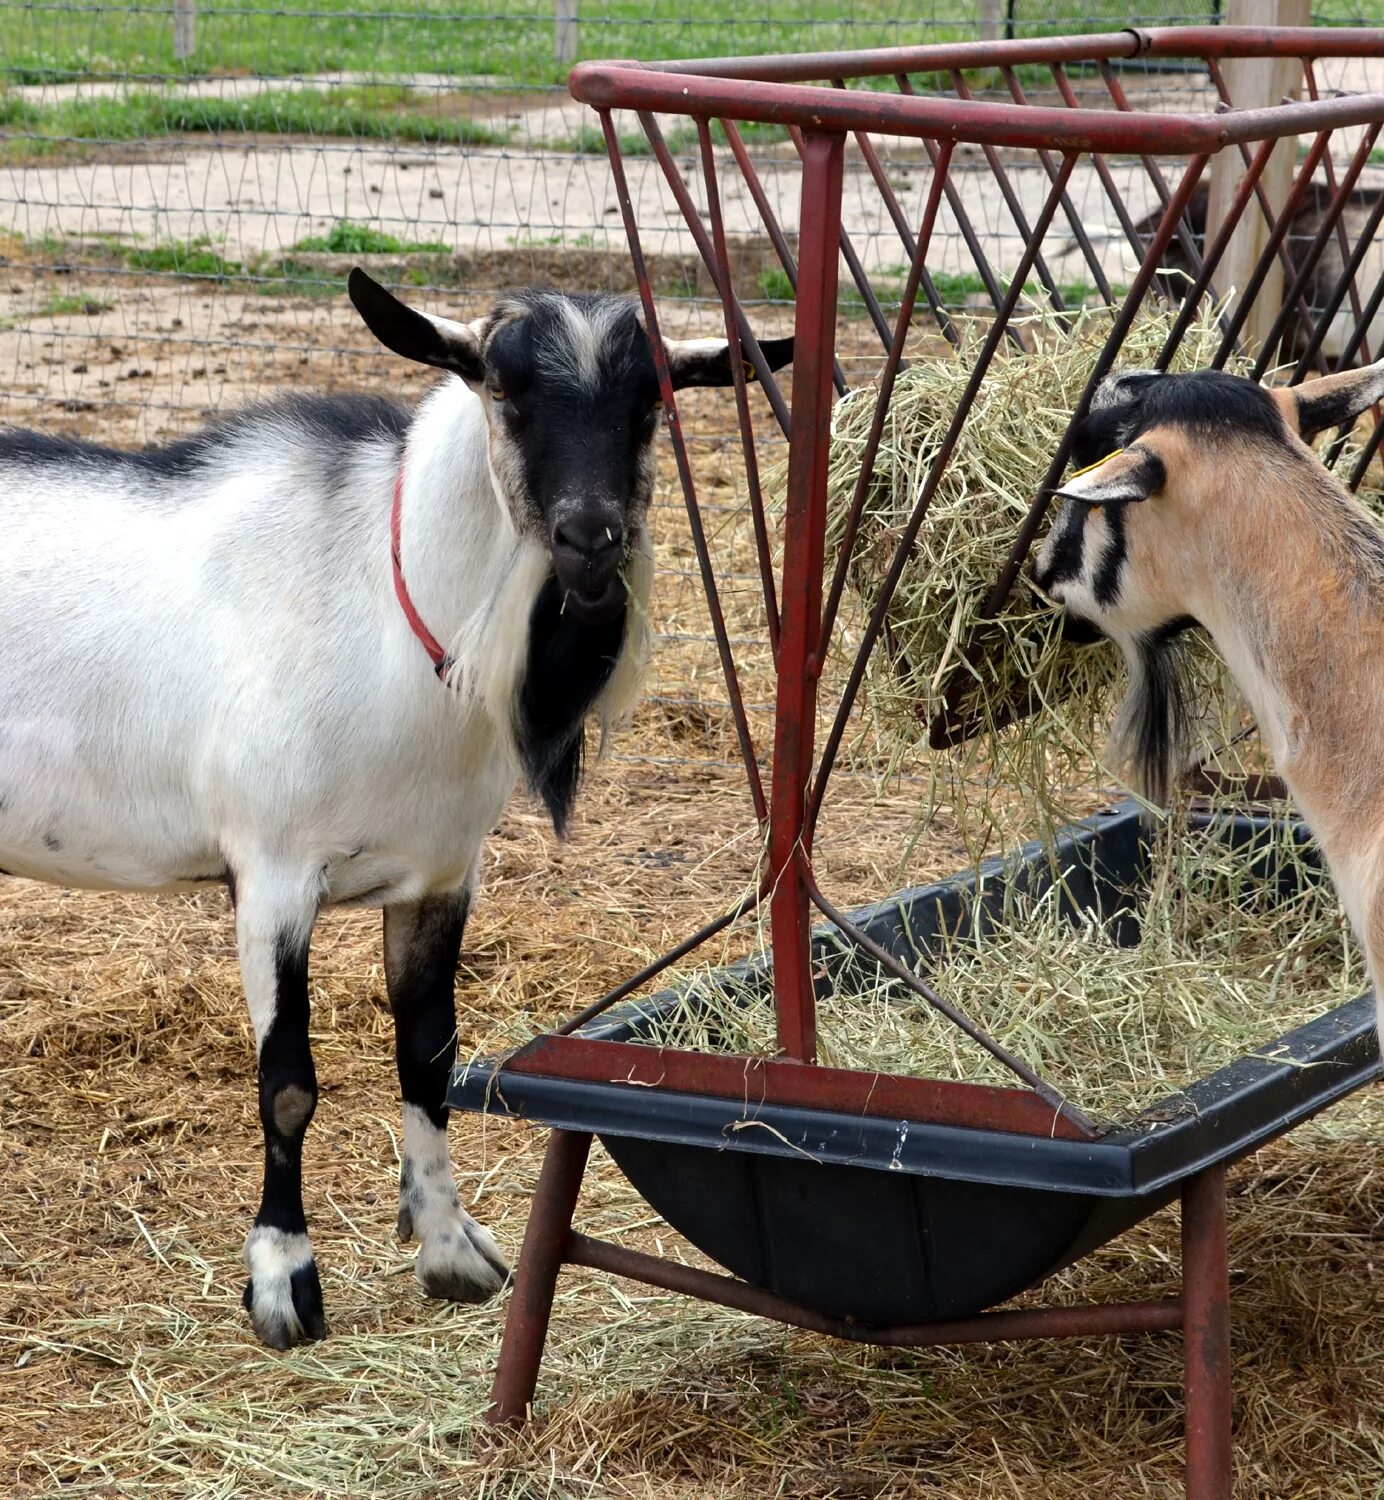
<box><xmin>634</xmin><ymin>816</ymin><xmax>1364</xmax><ymax>1126</ymax></box>
<box><xmin>4</xmin><ymin>294</ymin><xmax>1384</xmax><ymax>1494</ymax></box>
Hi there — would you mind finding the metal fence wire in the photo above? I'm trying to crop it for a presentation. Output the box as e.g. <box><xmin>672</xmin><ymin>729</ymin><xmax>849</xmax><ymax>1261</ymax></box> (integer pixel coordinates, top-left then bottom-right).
<box><xmin>0</xmin><ymin>6</ymin><xmax>1379</xmax><ymax>784</ymax></box>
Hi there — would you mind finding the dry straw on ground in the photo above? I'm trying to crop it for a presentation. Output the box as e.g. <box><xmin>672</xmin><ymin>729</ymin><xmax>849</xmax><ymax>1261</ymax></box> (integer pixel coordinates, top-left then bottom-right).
<box><xmin>2</xmin><ymin>283</ymin><xmax>1384</xmax><ymax>1496</ymax></box>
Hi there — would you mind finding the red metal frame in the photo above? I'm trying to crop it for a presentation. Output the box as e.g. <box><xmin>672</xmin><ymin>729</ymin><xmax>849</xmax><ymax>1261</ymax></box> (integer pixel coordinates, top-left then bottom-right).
<box><xmin>488</xmin><ymin>1131</ymin><xmax>1232</xmax><ymax>1498</ymax></box>
<box><xmin>480</xmin><ymin>30</ymin><xmax>1384</xmax><ymax>1496</ymax></box>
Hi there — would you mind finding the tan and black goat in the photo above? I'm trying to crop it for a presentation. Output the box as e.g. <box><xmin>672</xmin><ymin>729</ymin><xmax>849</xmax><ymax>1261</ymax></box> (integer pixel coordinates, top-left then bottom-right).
<box><xmin>1034</xmin><ymin>357</ymin><xmax>1384</xmax><ymax>1027</ymax></box>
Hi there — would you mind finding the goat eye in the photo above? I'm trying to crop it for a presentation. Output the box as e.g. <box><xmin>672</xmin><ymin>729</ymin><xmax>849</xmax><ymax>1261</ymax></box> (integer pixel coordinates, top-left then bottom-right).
<box><xmin>487</xmin><ymin>384</ymin><xmax>507</xmax><ymax>402</ymax></box>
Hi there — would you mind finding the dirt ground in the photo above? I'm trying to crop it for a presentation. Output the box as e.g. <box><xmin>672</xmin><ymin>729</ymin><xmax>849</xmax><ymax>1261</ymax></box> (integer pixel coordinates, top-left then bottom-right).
<box><xmin>2</xmin><ymin>274</ymin><xmax>1383</xmax><ymax>1498</ymax></box>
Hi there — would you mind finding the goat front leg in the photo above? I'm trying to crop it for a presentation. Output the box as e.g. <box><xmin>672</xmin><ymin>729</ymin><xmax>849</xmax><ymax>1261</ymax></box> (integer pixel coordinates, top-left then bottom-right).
<box><xmin>235</xmin><ymin>868</ymin><xmax>327</xmax><ymax>1349</ymax></box>
<box><xmin>384</xmin><ymin>890</ymin><xmax>509</xmax><ymax>1302</ymax></box>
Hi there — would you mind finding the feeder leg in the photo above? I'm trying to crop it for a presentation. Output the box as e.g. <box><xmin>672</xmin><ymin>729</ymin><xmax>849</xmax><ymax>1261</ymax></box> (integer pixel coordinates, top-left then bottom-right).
<box><xmin>1182</xmin><ymin>1164</ymin><xmax>1232</xmax><ymax>1500</ymax></box>
<box><xmin>487</xmin><ymin>1129</ymin><xmax>592</xmax><ymax>1426</ymax></box>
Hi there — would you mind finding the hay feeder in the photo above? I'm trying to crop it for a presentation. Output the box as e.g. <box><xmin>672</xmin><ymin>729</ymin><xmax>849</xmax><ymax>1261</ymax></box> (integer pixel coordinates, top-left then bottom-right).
<box><xmin>449</xmin><ymin>27</ymin><xmax>1384</xmax><ymax>1497</ymax></box>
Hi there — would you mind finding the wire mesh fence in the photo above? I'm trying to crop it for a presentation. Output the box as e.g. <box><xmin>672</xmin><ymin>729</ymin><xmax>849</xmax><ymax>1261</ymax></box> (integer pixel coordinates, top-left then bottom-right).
<box><xmin>0</xmin><ymin>5</ymin><xmax>1380</xmax><ymax>810</ymax></box>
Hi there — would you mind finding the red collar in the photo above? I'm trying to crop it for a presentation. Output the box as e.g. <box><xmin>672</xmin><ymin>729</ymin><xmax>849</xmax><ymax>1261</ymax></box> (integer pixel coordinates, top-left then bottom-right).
<box><xmin>391</xmin><ymin>454</ymin><xmax>453</xmax><ymax>681</ymax></box>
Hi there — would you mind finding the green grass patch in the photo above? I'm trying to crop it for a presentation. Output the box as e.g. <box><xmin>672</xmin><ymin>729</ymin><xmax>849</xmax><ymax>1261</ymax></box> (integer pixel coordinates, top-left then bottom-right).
<box><xmin>0</xmin><ymin>86</ymin><xmax>508</xmax><ymax>160</ymax></box>
<box><xmin>122</xmin><ymin>237</ymin><xmax>242</xmax><ymax>281</ymax></box>
<box><xmin>0</xmin><ymin>1</ymin><xmax>966</xmax><ymax>89</ymax></box>
<box><xmin>33</xmin><ymin>291</ymin><xmax>113</xmax><ymax>317</ymax></box>
<box><xmin>291</xmin><ymin>221</ymin><xmax>449</xmax><ymax>256</ymax></box>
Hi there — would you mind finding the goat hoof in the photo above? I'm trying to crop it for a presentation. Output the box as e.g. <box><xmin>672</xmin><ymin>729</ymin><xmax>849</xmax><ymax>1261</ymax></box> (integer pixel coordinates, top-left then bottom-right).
<box><xmin>415</xmin><ymin>1213</ymin><xmax>509</xmax><ymax>1303</ymax></box>
<box><xmin>242</xmin><ymin>1226</ymin><xmax>328</xmax><ymax>1349</ymax></box>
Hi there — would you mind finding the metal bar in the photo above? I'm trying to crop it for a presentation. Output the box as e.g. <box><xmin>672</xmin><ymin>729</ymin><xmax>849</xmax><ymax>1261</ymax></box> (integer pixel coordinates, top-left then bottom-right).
<box><xmin>1327</xmin><ymin>246</ymin><xmax>1384</xmax><ymax>374</ymax></box>
<box><xmin>1209</xmin><ymin>129</ymin><xmax>1335</xmax><ymax>370</ymax></box>
<box><xmin>566</xmin><ymin>1233</ymin><xmax>1184</xmax><ymax>1346</ymax></box>
<box><xmin>697</xmin><ymin>116</ymin><xmax>782</xmax><ymax>662</ymax></box>
<box><xmin>1155</xmin><ymin>133</ymin><xmax>1279</xmax><ymax>370</ymax></box>
<box><xmin>719</xmin><ymin>119</ymin><xmax>851</xmax><ymax>393</ymax></box>
<box><xmin>816</xmin><ymin>141</ymin><xmax>956</xmax><ymax>669</ymax></box>
<box><xmin>601</xmin><ymin>111</ymin><xmax>769</xmax><ymax>823</ymax></box>
<box><xmin>894</xmin><ymin>76</ymin><xmax>1026</xmax><ymax>350</ymax></box>
<box><xmin>1206</xmin><ymin>59</ymin><xmax>1331</xmax><ymax>371</ymax></box>
<box><xmin>812</xmin><ymin>153</ymin><xmax>1080</xmax><ymax>805</ymax></box>
<box><xmin>487</xmin><ymin>1130</ymin><xmax>592</xmax><ymax>1426</ymax></box>
<box><xmin>999</xmin><ymin>64</ymin><xmax>1116</xmax><ymax>309</ymax></box>
<box><xmin>612</xmin><ymin>28</ymin><xmax>1383</xmax><ymax>84</ymax></box>
<box><xmin>1348</xmin><ymin>411</ymin><xmax>1384</xmax><ymax>491</ymax></box>
<box><xmin>1250</xmin><ymin>118</ymin><xmax>1383</xmax><ymax>380</ymax></box>
<box><xmin>1049</xmin><ymin>63</ymin><xmax>1149</xmax><ymax>277</ymax></box>
<box><xmin>1290</xmin><ymin>184</ymin><xmax>1384</xmax><ymax>379</ymax></box>
<box><xmin>499</xmin><ymin>1032</ymin><xmax>1089</xmax><ymax>1139</ymax></box>
<box><xmin>1099</xmin><ymin>61</ymin><xmax>1224</xmax><ymax>318</ymax></box>
<box><xmin>1304</xmin><ymin>59</ymin><xmax>1371</xmax><ymax>364</ymax></box>
<box><xmin>807</xmin><ymin>875</ymin><xmax>1099</xmax><ymax>1136</ymax></box>
<box><xmin>768</xmin><ymin>129</ymin><xmax>844</xmax><ymax>1064</ymax></box>
<box><xmin>847</xmin><ymin>102</ymin><xmax>960</xmax><ymax>346</ymax></box>
<box><xmin>639</xmin><ymin>112</ymin><xmax>792</xmax><ymax>437</ymax></box>
<box><xmin>950</xmin><ymin>68</ymin><xmax>1066</xmax><ymax>314</ymax></box>
<box><xmin>552</xmin><ymin>882</ymin><xmax>767</xmax><ymax>1038</ymax></box>
<box><xmin>975</xmin><ymin>154</ymin><xmax>1212</xmax><ymax>630</ymax></box>
<box><xmin>570</xmin><ymin>61</ymin><xmax>1384</xmax><ymax>155</ymax></box>
<box><xmin>1182</xmin><ymin>1165</ymin><xmax>1232</xmax><ymax>1500</ymax></box>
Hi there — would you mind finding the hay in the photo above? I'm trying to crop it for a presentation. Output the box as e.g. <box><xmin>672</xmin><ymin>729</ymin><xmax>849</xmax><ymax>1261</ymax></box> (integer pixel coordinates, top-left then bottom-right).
<box><xmin>812</xmin><ymin>306</ymin><xmax>1254</xmax><ymax>834</ymax></box>
<box><xmin>634</xmin><ymin>812</ymin><xmax>1364</xmax><ymax>1126</ymax></box>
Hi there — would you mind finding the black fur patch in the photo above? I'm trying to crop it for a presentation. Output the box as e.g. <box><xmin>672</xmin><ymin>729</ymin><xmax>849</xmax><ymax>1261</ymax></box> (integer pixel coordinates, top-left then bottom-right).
<box><xmin>484</xmin><ymin>294</ymin><xmax>660</xmax><ymax>540</ymax></box>
<box><xmin>516</xmin><ymin>572</ymin><xmax>626</xmax><ymax>836</ymax></box>
<box><xmin>1127</xmin><ymin>631</ymin><xmax>1193</xmax><ymax>807</ymax></box>
<box><xmin>1073</xmin><ymin>369</ymin><xmax>1287</xmax><ymax>470</ymax></box>
<box><xmin>0</xmin><ymin>393</ymin><xmax>409</xmax><ymax>481</ymax></box>
<box><xmin>1092</xmin><ymin>503</ymin><xmax>1128</xmax><ymax>608</ymax></box>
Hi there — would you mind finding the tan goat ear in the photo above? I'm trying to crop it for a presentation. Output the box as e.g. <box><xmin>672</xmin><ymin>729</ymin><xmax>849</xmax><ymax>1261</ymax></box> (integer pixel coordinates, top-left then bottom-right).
<box><xmin>1275</xmin><ymin>358</ymin><xmax>1384</xmax><ymax>439</ymax></box>
<box><xmin>1052</xmin><ymin>445</ymin><xmax>1165</xmax><ymax>504</ymax></box>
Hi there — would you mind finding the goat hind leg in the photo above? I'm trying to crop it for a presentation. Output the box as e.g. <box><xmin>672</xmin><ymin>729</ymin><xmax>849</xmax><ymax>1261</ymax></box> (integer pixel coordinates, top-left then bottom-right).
<box><xmin>384</xmin><ymin>889</ymin><xmax>508</xmax><ymax>1303</ymax></box>
<box><xmin>235</xmin><ymin>868</ymin><xmax>327</xmax><ymax>1349</ymax></box>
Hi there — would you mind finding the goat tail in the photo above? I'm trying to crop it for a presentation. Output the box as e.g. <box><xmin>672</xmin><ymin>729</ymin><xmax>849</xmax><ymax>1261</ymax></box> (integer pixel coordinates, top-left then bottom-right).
<box><xmin>595</xmin><ymin>522</ymin><xmax>655</xmax><ymax>754</ymax></box>
<box><xmin>1108</xmin><ymin>629</ymin><xmax>1195</xmax><ymax>807</ymax></box>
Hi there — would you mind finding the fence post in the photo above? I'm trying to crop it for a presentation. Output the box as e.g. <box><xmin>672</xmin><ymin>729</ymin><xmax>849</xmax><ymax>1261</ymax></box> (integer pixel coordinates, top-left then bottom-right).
<box><xmin>173</xmin><ymin>0</ymin><xmax>195</xmax><ymax>60</ymax></box>
<box><xmin>978</xmin><ymin>0</ymin><xmax>1001</xmax><ymax>42</ymax></box>
<box><xmin>1205</xmin><ymin>0</ymin><xmax>1311</xmax><ymax>354</ymax></box>
<box><xmin>555</xmin><ymin>0</ymin><xmax>578</xmax><ymax>66</ymax></box>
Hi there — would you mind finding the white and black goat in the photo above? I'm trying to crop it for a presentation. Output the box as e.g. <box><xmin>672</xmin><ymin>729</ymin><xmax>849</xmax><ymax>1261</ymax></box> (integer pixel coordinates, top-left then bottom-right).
<box><xmin>1034</xmin><ymin>356</ymin><xmax>1384</xmax><ymax>1029</ymax></box>
<box><xmin>0</xmin><ymin>268</ymin><xmax>792</xmax><ymax>1348</ymax></box>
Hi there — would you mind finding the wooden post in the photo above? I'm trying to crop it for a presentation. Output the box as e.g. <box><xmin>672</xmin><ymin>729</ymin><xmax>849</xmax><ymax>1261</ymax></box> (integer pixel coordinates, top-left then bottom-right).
<box><xmin>1205</xmin><ymin>0</ymin><xmax>1311</xmax><ymax>354</ymax></box>
<box><xmin>173</xmin><ymin>0</ymin><xmax>195</xmax><ymax>60</ymax></box>
<box><xmin>978</xmin><ymin>0</ymin><xmax>1002</xmax><ymax>43</ymax></box>
<box><xmin>555</xmin><ymin>0</ymin><xmax>578</xmax><ymax>66</ymax></box>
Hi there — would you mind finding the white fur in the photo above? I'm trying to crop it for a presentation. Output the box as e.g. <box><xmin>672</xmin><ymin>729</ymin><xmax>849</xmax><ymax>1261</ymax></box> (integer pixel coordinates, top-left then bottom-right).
<box><xmin>0</xmin><ymin>377</ymin><xmax>650</xmax><ymax>907</ymax></box>
<box><xmin>243</xmin><ymin>1226</ymin><xmax>318</xmax><ymax>1347</ymax></box>
<box><xmin>397</xmin><ymin>1102</ymin><xmax>507</xmax><ymax>1302</ymax></box>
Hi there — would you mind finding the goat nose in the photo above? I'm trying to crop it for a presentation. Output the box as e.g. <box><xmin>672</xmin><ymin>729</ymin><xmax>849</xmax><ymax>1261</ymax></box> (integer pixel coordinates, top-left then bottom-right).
<box><xmin>552</xmin><ymin>515</ymin><xmax>624</xmax><ymax>569</ymax></box>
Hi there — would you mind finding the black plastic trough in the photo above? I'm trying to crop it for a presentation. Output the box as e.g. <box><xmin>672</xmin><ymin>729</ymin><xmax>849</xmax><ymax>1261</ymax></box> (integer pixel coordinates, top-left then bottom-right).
<box><xmin>450</xmin><ymin>805</ymin><xmax>1380</xmax><ymax>1326</ymax></box>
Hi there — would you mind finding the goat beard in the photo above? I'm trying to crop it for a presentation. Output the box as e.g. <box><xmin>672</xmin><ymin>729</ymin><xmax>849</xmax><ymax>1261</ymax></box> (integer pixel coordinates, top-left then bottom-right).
<box><xmin>1107</xmin><ymin>631</ymin><xmax>1195</xmax><ymax>807</ymax></box>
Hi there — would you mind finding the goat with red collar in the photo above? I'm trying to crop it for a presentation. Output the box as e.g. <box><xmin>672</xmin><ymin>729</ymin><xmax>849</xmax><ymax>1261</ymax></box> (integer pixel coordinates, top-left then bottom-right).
<box><xmin>0</xmin><ymin>269</ymin><xmax>792</xmax><ymax>1349</ymax></box>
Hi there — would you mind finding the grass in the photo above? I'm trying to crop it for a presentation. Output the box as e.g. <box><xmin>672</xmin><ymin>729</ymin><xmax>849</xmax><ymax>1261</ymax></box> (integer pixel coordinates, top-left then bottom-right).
<box><xmin>633</xmin><ymin>811</ymin><xmax>1363</xmax><ymax>1127</ymax></box>
<box><xmin>754</xmin><ymin>263</ymin><xmax>1131</xmax><ymax>317</ymax></box>
<box><xmin>0</xmin><ymin>85</ymin><xmax>509</xmax><ymax>161</ymax></box>
<box><xmin>32</xmin><ymin>291</ymin><xmax>112</xmax><ymax>317</ymax></box>
<box><xmin>291</xmin><ymin>222</ymin><xmax>450</xmax><ymax>256</ymax></box>
<box><xmin>0</xmin><ymin>1</ymin><xmax>966</xmax><ymax>89</ymax></box>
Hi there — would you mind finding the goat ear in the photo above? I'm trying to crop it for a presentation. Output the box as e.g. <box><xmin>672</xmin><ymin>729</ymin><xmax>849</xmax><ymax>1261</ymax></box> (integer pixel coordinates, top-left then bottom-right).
<box><xmin>1275</xmin><ymin>358</ymin><xmax>1384</xmax><ymax>439</ymax></box>
<box><xmin>1052</xmin><ymin>445</ymin><xmax>1165</xmax><ymax>504</ymax></box>
<box><xmin>663</xmin><ymin>335</ymin><xmax>794</xmax><ymax>390</ymax></box>
<box><xmin>347</xmin><ymin>268</ymin><xmax>486</xmax><ymax>383</ymax></box>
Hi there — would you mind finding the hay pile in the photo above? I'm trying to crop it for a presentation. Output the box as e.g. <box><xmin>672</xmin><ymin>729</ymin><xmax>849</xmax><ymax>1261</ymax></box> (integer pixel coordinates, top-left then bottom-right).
<box><xmin>634</xmin><ymin>817</ymin><xmax>1363</xmax><ymax>1127</ymax></box>
<box><xmin>815</xmin><ymin>308</ymin><xmax>1252</xmax><ymax>827</ymax></box>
